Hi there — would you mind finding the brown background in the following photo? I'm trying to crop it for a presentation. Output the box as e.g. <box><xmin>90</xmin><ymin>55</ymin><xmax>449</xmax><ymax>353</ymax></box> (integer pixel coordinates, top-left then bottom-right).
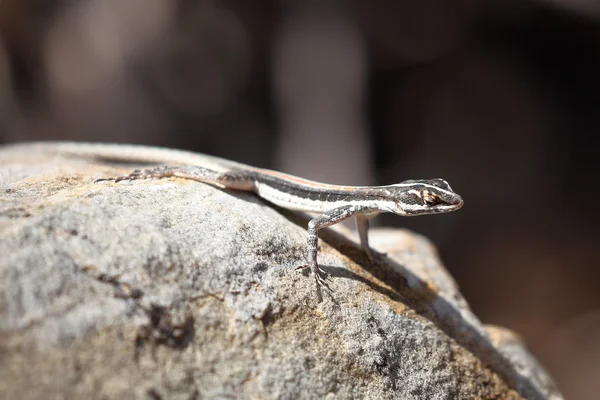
<box><xmin>1</xmin><ymin>1</ymin><xmax>598</xmax><ymax>398</ymax></box>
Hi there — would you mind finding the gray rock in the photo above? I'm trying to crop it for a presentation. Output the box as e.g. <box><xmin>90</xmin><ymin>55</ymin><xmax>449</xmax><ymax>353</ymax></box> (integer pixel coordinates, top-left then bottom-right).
<box><xmin>0</xmin><ymin>143</ymin><xmax>563</xmax><ymax>399</ymax></box>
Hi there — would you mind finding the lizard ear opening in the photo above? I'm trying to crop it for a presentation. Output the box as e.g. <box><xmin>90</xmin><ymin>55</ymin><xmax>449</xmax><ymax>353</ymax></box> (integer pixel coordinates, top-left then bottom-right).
<box><xmin>424</xmin><ymin>197</ymin><xmax>438</xmax><ymax>206</ymax></box>
<box><xmin>422</xmin><ymin>190</ymin><xmax>443</xmax><ymax>206</ymax></box>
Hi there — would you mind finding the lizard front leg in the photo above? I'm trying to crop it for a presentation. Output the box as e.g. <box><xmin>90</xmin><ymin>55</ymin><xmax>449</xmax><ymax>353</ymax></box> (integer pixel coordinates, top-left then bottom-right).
<box><xmin>298</xmin><ymin>204</ymin><xmax>376</xmax><ymax>289</ymax></box>
<box><xmin>356</xmin><ymin>214</ymin><xmax>378</xmax><ymax>263</ymax></box>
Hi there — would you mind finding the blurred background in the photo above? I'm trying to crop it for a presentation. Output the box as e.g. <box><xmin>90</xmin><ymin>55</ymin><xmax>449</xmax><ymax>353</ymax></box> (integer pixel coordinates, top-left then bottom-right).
<box><xmin>0</xmin><ymin>0</ymin><xmax>598</xmax><ymax>397</ymax></box>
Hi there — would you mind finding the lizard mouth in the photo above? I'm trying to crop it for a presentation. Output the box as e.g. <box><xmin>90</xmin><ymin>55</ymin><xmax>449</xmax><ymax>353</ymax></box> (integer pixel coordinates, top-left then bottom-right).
<box><xmin>446</xmin><ymin>194</ymin><xmax>464</xmax><ymax>210</ymax></box>
<box><xmin>453</xmin><ymin>199</ymin><xmax>464</xmax><ymax>209</ymax></box>
<box><xmin>434</xmin><ymin>199</ymin><xmax>463</xmax><ymax>213</ymax></box>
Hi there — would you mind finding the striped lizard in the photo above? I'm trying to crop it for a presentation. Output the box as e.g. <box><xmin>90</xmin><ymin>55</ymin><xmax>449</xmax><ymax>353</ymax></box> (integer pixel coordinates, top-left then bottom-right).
<box><xmin>15</xmin><ymin>141</ymin><xmax>464</xmax><ymax>290</ymax></box>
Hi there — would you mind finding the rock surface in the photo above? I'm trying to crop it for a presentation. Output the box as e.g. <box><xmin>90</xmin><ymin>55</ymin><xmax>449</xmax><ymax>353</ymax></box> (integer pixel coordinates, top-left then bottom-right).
<box><xmin>0</xmin><ymin>143</ymin><xmax>563</xmax><ymax>399</ymax></box>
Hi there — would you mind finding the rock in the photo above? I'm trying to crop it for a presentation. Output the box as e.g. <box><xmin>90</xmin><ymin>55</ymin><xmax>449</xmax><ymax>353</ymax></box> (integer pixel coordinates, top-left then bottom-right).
<box><xmin>0</xmin><ymin>143</ymin><xmax>563</xmax><ymax>399</ymax></box>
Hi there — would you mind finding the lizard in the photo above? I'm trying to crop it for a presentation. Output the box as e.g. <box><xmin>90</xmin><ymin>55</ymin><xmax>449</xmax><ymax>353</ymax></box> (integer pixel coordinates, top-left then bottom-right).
<box><xmin>13</xmin><ymin>141</ymin><xmax>464</xmax><ymax>290</ymax></box>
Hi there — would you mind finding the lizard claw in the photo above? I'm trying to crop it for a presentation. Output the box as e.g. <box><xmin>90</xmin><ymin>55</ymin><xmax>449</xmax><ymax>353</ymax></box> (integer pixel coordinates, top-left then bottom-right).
<box><xmin>93</xmin><ymin>177</ymin><xmax>115</xmax><ymax>184</ymax></box>
<box><xmin>93</xmin><ymin>172</ymin><xmax>141</xmax><ymax>183</ymax></box>
<box><xmin>294</xmin><ymin>264</ymin><xmax>309</xmax><ymax>272</ymax></box>
<box><xmin>296</xmin><ymin>262</ymin><xmax>331</xmax><ymax>292</ymax></box>
<box><xmin>314</xmin><ymin>268</ymin><xmax>326</xmax><ymax>284</ymax></box>
<box><xmin>295</xmin><ymin>264</ymin><xmax>327</xmax><ymax>276</ymax></box>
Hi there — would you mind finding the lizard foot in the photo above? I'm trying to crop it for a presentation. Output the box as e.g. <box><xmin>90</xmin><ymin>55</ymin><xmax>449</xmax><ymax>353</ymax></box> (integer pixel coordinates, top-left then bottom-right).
<box><xmin>96</xmin><ymin>166</ymin><xmax>175</xmax><ymax>183</ymax></box>
<box><xmin>295</xmin><ymin>263</ymin><xmax>331</xmax><ymax>291</ymax></box>
<box><xmin>114</xmin><ymin>167</ymin><xmax>165</xmax><ymax>182</ymax></box>
<box><xmin>93</xmin><ymin>168</ymin><xmax>156</xmax><ymax>184</ymax></box>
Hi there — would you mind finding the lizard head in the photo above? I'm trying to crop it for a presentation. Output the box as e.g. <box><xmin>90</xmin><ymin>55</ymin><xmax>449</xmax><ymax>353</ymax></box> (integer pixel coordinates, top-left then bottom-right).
<box><xmin>390</xmin><ymin>178</ymin><xmax>464</xmax><ymax>216</ymax></box>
